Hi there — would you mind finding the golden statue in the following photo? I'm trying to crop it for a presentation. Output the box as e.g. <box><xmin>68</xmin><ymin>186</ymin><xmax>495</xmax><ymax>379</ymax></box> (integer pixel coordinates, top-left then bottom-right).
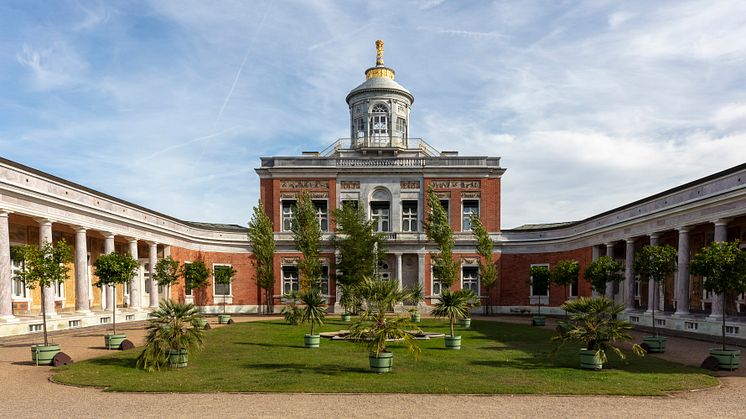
<box><xmin>375</xmin><ymin>39</ymin><xmax>384</xmax><ymax>66</ymax></box>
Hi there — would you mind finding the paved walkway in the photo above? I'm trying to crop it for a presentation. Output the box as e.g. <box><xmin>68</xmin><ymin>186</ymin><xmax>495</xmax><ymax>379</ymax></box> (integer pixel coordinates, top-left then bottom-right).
<box><xmin>1</xmin><ymin>315</ymin><xmax>745</xmax><ymax>418</ymax></box>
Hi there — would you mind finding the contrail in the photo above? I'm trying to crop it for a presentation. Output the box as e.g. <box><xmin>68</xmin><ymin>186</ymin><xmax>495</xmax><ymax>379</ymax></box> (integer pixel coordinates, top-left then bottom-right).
<box><xmin>216</xmin><ymin>0</ymin><xmax>274</xmax><ymax>123</ymax></box>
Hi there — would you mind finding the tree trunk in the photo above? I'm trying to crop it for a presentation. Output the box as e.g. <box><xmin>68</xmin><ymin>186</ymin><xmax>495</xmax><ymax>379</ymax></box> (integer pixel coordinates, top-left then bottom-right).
<box><xmin>722</xmin><ymin>297</ymin><xmax>727</xmax><ymax>351</ymax></box>
<box><xmin>40</xmin><ymin>285</ymin><xmax>49</xmax><ymax>346</ymax></box>
<box><xmin>652</xmin><ymin>281</ymin><xmax>656</xmax><ymax>337</ymax></box>
<box><xmin>450</xmin><ymin>317</ymin><xmax>455</xmax><ymax>337</ymax></box>
<box><xmin>112</xmin><ymin>285</ymin><xmax>117</xmax><ymax>335</ymax></box>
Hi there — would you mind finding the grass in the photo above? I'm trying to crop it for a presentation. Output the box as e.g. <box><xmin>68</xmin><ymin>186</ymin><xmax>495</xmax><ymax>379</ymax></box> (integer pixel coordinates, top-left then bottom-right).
<box><xmin>51</xmin><ymin>318</ymin><xmax>718</xmax><ymax>395</ymax></box>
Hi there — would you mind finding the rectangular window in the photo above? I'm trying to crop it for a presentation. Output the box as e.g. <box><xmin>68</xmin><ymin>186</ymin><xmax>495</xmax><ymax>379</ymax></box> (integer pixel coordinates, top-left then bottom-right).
<box><xmin>396</xmin><ymin>117</ymin><xmax>406</xmax><ymax>136</ymax></box>
<box><xmin>432</xmin><ymin>275</ymin><xmax>442</xmax><ymax>297</ymax></box>
<box><xmin>282</xmin><ymin>266</ymin><xmax>299</xmax><ymax>294</ymax></box>
<box><xmin>462</xmin><ymin>200</ymin><xmax>479</xmax><ymax>231</ymax></box>
<box><xmin>143</xmin><ymin>261</ymin><xmax>151</xmax><ymax>296</ymax></box>
<box><xmin>282</xmin><ymin>200</ymin><xmax>295</xmax><ymax>232</ymax></box>
<box><xmin>213</xmin><ymin>264</ymin><xmax>233</xmax><ymax>296</ymax></box>
<box><xmin>11</xmin><ymin>258</ymin><xmax>27</xmax><ymax>299</ymax></box>
<box><xmin>439</xmin><ymin>199</ymin><xmax>450</xmax><ymax>224</ymax></box>
<box><xmin>355</xmin><ymin>118</ymin><xmax>365</xmax><ymax>138</ymax></box>
<box><xmin>402</xmin><ymin>201</ymin><xmax>418</xmax><ymax>232</ymax></box>
<box><xmin>313</xmin><ymin>200</ymin><xmax>328</xmax><ymax>232</ymax></box>
<box><xmin>570</xmin><ymin>278</ymin><xmax>579</xmax><ymax>297</ymax></box>
<box><xmin>320</xmin><ymin>266</ymin><xmax>329</xmax><ymax>296</ymax></box>
<box><xmin>462</xmin><ymin>266</ymin><xmax>479</xmax><ymax>295</ymax></box>
<box><xmin>530</xmin><ymin>263</ymin><xmax>550</xmax><ymax>297</ymax></box>
<box><xmin>370</xmin><ymin>202</ymin><xmax>390</xmax><ymax>232</ymax></box>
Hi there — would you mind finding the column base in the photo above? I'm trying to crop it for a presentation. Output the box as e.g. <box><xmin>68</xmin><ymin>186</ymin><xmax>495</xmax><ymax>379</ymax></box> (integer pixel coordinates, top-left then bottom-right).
<box><xmin>673</xmin><ymin>310</ymin><xmax>690</xmax><ymax>317</ymax></box>
<box><xmin>707</xmin><ymin>314</ymin><xmax>724</xmax><ymax>320</ymax></box>
<box><xmin>0</xmin><ymin>315</ymin><xmax>19</xmax><ymax>323</ymax></box>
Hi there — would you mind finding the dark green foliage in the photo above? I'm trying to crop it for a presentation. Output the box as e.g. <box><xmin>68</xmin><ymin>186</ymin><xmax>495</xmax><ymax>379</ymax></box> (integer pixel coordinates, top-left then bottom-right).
<box><xmin>553</xmin><ymin>297</ymin><xmax>645</xmax><ymax>364</ymax></box>
<box><xmin>470</xmin><ymin>216</ymin><xmax>497</xmax><ymax>312</ymax></box>
<box><xmin>690</xmin><ymin>240</ymin><xmax>746</xmax><ymax>350</ymax></box>
<box><xmin>248</xmin><ymin>200</ymin><xmax>276</xmax><ymax>314</ymax></box>
<box><xmin>136</xmin><ymin>300</ymin><xmax>205</xmax><ymax>372</ymax></box>
<box><xmin>13</xmin><ymin>240</ymin><xmax>73</xmax><ymax>346</ymax></box>
<box><xmin>291</xmin><ymin>191</ymin><xmax>322</xmax><ymax>291</ymax></box>
<box><xmin>298</xmin><ymin>289</ymin><xmax>326</xmax><ymax>336</ymax></box>
<box><xmin>94</xmin><ymin>252</ymin><xmax>139</xmax><ymax>335</ymax></box>
<box><xmin>214</xmin><ymin>265</ymin><xmax>237</xmax><ymax>314</ymax></box>
<box><xmin>530</xmin><ymin>265</ymin><xmax>551</xmax><ymax>315</ymax></box>
<box><xmin>551</xmin><ymin>259</ymin><xmax>579</xmax><ymax>288</ymax></box>
<box><xmin>153</xmin><ymin>256</ymin><xmax>180</xmax><ymax>287</ymax></box>
<box><xmin>633</xmin><ymin>245</ymin><xmax>677</xmax><ymax>336</ymax></box>
<box><xmin>281</xmin><ymin>291</ymin><xmax>302</xmax><ymax>325</ymax></box>
<box><xmin>424</xmin><ymin>188</ymin><xmax>458</xmax><ymax>289</ymax></box>
<box><xmin>404</xmin><ymin>282</ymin><xmax>425</xmax><ymax>307</ymax></box>
<box><xmin>332</xmin><ymin>200</ymin><xmax>386</xmax><ymax>288</ymax></box>
<box><xmin>338</xmin><ymin>282</ymin><xmax>361</xmax><ymax>315</ymax></box>
<box><xmin>583</xmin><ymin>256</ymin><xmax>624</xmax><ymax>294</ymax></box>
<box><xmin>431</xmin><ymin>289</ymin><xmax>473</xmax><ymax>337</ymax></box>
<box><xmin>182</xmin><ymin>259</ymin><xmax>210</xmax><ymax>291</ymax></box>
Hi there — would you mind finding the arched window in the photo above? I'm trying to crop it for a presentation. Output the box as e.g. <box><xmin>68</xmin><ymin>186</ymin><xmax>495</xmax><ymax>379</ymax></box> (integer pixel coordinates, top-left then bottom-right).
<box><xmin>370</xmin><ymin>104</ymin><xmax>388</xmax><ymax>146</ymax></box>
<box><xmin>370</xmin><ymin>188</ymin><xmax>391</xmax><ymax>232</ymax></box>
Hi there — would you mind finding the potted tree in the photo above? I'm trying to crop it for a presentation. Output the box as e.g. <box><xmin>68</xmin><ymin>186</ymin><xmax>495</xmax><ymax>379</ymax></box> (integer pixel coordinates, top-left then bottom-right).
<box><xmin>348</xmin><ymin>277</ymin><xmax>421</xmax><ymax>372</ymax></box>
<box><xmin>152</xmin><ymin>256</ymin><xmax>180</xmax><ymax>304</ymax></box>
<box><xmin>281</xmin><ymin>291</ymin><xmax>302</xmax><ymax>325</ymax></box>
<box><xmin>248</xmin><ymin>200</ymin><xmax>276</xmax><ymax>315</ymax></box>
<box><xmin>550</xmin><ymin>259</ymin><xmax>580</xmax><ymax>318</ymax></box>
<box><xmin>431</xmin><ymin>289</ymin><xmax>472</xmax><ymax>349</ymax></box>
<box><xmin>405</xmin><ymin>282</ymin><xmax>425</xmax><ymax>323</ymax></box>
<box><xmin>13</xmin><ymin>240</ymin><xmax>72</xmax><ymax>365</ymax></box>
<box><xmin>552</xmin><ymin>296</ymin><xmax>645</xmax><ymax>370</ymax></box>
<box><xmin>424</xmin><ymin>187</ymin><xmax>459</xmax><ymax>304</ymax></box>
<box><xmin>93</xmin><ymin>252</ymin><xmax>139</xmax><ymax>350</ymax></box>
<box><xmin>299</xmin><ymin>289</ymin><xmax>326</xmax><ymax>348</ymax></box>
<box><xmin>470</xmin><ymin>216</ymin><xmax>498</xmax><ymax>315</ymax></box>
<box><xmin>181</xmin><ymin>259</ymin><xmax>211</xmax><ymax>328</ymax></box>
<box><xmin>136</xmin><ymin>299</ymin><xmax>206</xmax><ymax>370</ymax></box>
<box><xmin>633</xmin><ymin>244</ymin><xmax>677</xmax><ymax>353</ymax></box>
<box><xmin>457</xmin><ymin>288</ymin><xmax>480</xmax><ymax>328</ymax></box>
<box><xmin>213</xmin><ymin>265</ymin><xmax>237</xmax><ymax>324</ymax></box>
<box><xmin>338</xmin><ymin>283</ymin><xmax>358</xmax><ymax>322</ymax></box>
<box><xmin>584</xmin><ymin>255</ymin><xmax>624</xmax><ymax>300</ymax></box>
<box><xmin>690</xmin><ymin>240</ymin><xmax>746</xmax><ymax>370</ymax></box>
<box><xmin>529</xmin><ymin>265</ymin><xmax>551</xmax><ymax>326</ymax></box>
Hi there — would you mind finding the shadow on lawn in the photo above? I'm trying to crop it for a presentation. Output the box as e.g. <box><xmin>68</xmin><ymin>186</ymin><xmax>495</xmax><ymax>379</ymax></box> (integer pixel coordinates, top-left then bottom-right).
<box><xmin>87</xmin><ymin>356</ymin><xmax>137</xmax><ymax>369</ymax></box>
<box><xmin>237</xmin><ymin>342</ymin><xmax>307</xmax><ymax>349</ymax></box>
<box><xmin>244</xmin><ymin>362</ymin><xmax>366</xmax><ymax>375</ymax></box>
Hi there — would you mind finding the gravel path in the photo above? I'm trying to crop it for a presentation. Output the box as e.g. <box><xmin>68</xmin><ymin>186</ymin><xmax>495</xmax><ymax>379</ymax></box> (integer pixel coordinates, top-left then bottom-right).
<box><xmin>1</xmin><ymin>315</ymin><xmax>745</xmax><ymax>418</ymax></box>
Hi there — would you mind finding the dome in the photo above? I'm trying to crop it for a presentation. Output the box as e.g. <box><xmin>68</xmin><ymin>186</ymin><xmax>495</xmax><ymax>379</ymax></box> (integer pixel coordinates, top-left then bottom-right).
<box><xmin>346</xmin><ymin>76</ymin><xmax>413</xmax><ymax>104</ymax></box>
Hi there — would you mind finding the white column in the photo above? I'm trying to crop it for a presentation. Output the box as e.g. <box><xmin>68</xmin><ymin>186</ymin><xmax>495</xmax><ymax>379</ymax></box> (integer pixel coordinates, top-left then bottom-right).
<box><xmin>128</xmin><ymin>238</ymin><xmax>141</xmax><ymax>309</ymax></box>
<box><xmin>73</xmin><ymin>227</ymin><xmax>91</xmax><ymax>314</ymax></box>
<box><xmin>624</xmin><ymin>238</ymin><xmax>636</xmax><ymax>311</ymax></box>
<box><xmin>646</xmin><ymin>233</ymin><xmax>659</xmax><ymax>313</ymax></box>
<box><xmin>417</xmin><ymin>252</ymin><xmax>425</xmax><ymax>301</ymax></box>
<box><xmin>674</xmin><ymin>227</ymin><xmax>690</xmax><ymax>316</ymax></box>
<box><xmin>0</xmin><ymin>210</ymin><xmax>16</xmax><ymax>321</ymax></box>
<box><xmin>395</xmin><ymin>253</ymin><xmax>403</xmax><ymax>291</ymax></box>
<box><xmin>590</xmin><ymin>245</ymin><xmax>600</xmax><ymax>297</ymax></box>
<box><xmin>605</xmin><ymin>243</ymin><xmax>615</xmax><ymax>299</ymax></box>
<box><xmin>163</xmin><ymin>245</ymin><xmax>171</xmax><ymax>301</ymax></box>
<box><xmin>102</xmin><ymin>233</ymin><xmax>115</xmax><ymax>310</ymax></box>
<box><xmin>710</xmin><ymin>219</ymin><xmax>730</xmax><ymax>319</ymax></box>
<box><xmin>148</xmin><ymin>242</ymin><xmax>159</xmax><ymax>307</ymax></box>
<box><xmin>37</xmin><ymin>219</ymin><xmax>57</xmax><ymax>318</ymax></box>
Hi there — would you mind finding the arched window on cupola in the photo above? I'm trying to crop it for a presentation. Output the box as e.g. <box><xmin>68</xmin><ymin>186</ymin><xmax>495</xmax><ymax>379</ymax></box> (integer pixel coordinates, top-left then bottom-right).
<box><xmin>370</xmin><ymin>104</ymin><xmax>389</xmax><ymax>146</ymax></box>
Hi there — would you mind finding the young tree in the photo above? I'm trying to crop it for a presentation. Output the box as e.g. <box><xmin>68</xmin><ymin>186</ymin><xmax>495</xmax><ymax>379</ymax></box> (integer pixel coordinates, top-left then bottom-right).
<box><xmin>633</xmin><ymin>244</ymin><xmax>677</xmax><ymax>337</ymax></box>
<box><xmin>94</xmin><ymin>252</ymin><xmax>139</xmax><ymax>336</ymax></box>
<box><xmin>470</xmin><ymin>216</ymin><xmax>497</xmax><ymax>315</ymax></box>
<box><xmin>213</xmin><ymin>265</ymin><xmax>237</xmax><ymax>314</ymax></box>
<box><xmin>551</xmin><ymin>259</ymin><xmax>580</xmax><ymax>317</ymax></box>
<box><xmin>690</xmin><ymin>241</ymin><xmax>746</xmax><ymax>351</ymax></box>
<box><xmin>584</xmin><ymin>256</ymin><xmax>624</xmax><ymax>295</ymax></box>
<box><xmin>152</xmin><ymin>256</ymin><xmax>180</xmax><ymax>298</ymax></box>
<box><xmin>332</xmin><ymin>200</ymin><xmax>386</xmax><ymax>288</ymax></box>
<box><xmin>529</xmin><ymin>265</ymin><xmax>551</xmax><ymax>316</ymax></box>
<box><xmin>291</xmin><ymin>191</ymin><xmax>322</xmax><ymax>291</ymax></box>
<box><xmin>248</xmin><ymin>200</ymin><xmax>276</xmax><ymax>314</ymax></box>
<box><xmin>181</xmin><ymin>259</ymin><xmax>210</xmax><ymax>305</ymax></box>
<box><xmin>424</xmin><ymin>188</ymin><xmax>458</xmax><ymax>291</ymax></box>
<box><xmin>13</xmin><ymin>240</ymin><xmax>73</xmax><ymax>346</ymax></box>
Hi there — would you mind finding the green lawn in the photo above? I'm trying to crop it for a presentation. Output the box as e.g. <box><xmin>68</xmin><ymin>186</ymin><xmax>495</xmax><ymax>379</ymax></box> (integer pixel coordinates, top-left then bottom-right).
<box><xmin>52</xmin><ymin>319</ymin><xmax>718</xmax><ymax>395</ymax></box>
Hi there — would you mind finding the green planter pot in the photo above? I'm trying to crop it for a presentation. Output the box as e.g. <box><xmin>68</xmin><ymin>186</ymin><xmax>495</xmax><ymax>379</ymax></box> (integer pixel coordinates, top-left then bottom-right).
<box><xmin>445</xmin><ymin>335</ymin><xmax>462</xmax><ymax>350</ymax></box>
<box><xmin>217</xmin><ymin>314</ymin><xmax>231</xmax><ymax>324</ymax></box>
<box><xmin>579</xmin><ymin>348</ymin><xmax>603</xmax><ymax>370</ymax></box>
<box><xmin>709</xmin><ymin>348</ymin><xmax>740</xmax><ymax>371</ymax></box>
<box><xmin>195</xmin><ymin>317</ymin><xmax>207</xmax><ymax>328</ymax></box>
<box><xmin>459</xmin><ymin>318</ymin><xmax>471</xmax><ymax>328</ymax></box>
<box><xmin>410</xmin><ymin>312</ymin><xmax>421</xmax><ymax>323</ymax></box>
<box><xmin>304</xmin><ymin>334</ymin><xmax>320</xmax><ymax>348</ymax></box>
<box><xmin>368</xmin><ymin>351</ymin><xmax>394</xmax><ymax>373</ymax></box>
<box><xmin>104</xmin><ymin>334</ymin><xmax>127</xmax><ymax>350</ymax></box>
<box><xmin>642</xmin><ymin>336</ymin><xmax>667</xmax><ymax>353</ymax></box>
<box><xmin>31</xmin><ymin>343</ymin><xmax>61</xmax><ymax>366</ymax></box>
<box><xmin>532</xmin><ymin>316</ymin><xmax>546</xmax><ymax>326</ymax></box>
<box><xmin>169</xmin><ymin>349</ymin><xmax>188</xmax><ymax>368</ymax></box>
<box><xmin>341</xmin><ymin>313</ymin><xmax>351</xmax><ymax>322</ymax></box>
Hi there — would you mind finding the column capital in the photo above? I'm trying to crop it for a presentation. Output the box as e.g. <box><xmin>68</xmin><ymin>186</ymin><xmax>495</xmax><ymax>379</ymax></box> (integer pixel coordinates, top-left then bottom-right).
<box><xmin>100</xmin><ymin>231</ymin><xmax>116</xmax><ymax>239</ymax></box>
<box><xmin>605</xmin><ymin>242</ymin><xmax>615</xmax><ymax>248</ymax></box>
<box><xmin>33</xmin><ymin>217</ymin><xmax>53</xmax><ymax>226</ymax></box>
<box><xmin>626</xmin><ymin>237</ymin><xmax>636</xmax><ymax>244</ymax></box>
<box><xmin>72</xmin><ymin>225</ymin><xmax>88</xmax><ymax>233</ymax></box>
<box><xmin>714</xmin><ymin>218</ymin><xmax>732</xmax><ymax>227</ymax></box>
<box><xmin>145</xmin><ymin>240</ymin><xmax>158</xmax><ymax>247</ymax></box>
<box><xmin>0</xmin><ymin>209</ymin><xmax>11</xmax><ymax>217</ymax></box>
<box><xmin>124</xmin><ymin>236</ymin><xmax>138</xmax><ymax>244</ymax></box>
<box><xmin>649</xmin><ymin>232</ymin><xmax>661</xmax><ymax>240</ymax></box>
<box><xmin>677</xmin><ymin>226</ymin><xmax>691</xmax><ymax>233</ymax></box>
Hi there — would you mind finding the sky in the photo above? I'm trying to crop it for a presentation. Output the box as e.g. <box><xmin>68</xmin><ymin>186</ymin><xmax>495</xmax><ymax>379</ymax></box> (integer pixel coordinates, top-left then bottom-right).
<box><xmin>1</xmin><ymin>0</ymin><xmax>745</xmax><ymax>229</ymax></box>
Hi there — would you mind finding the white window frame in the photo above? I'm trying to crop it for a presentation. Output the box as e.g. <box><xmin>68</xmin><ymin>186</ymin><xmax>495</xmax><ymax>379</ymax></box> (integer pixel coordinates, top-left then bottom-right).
<box><xmin>320</xmin><ymin>265</ymin><xmax>329</xmax><ymax>297</ymax></box>
<box><xmin>529</xmin><ymin>263</ymin><xmax>550</xmax><ymax>306</ymax></box>
<box><xmin>282</xmin><ymin>265</ymin><xmax>300</xmax><ymax>295</ymax></box>
<box><xmin>313</xmin><ymin>199</ymin><xmax>328</xmax><ymax>232</ymax></box>
<box><xmin>462</xmin><ymin>199</ymin><xmax>480</xmax><ymax>232</ymax></box>
<box><xmin>212</xmin><ymin>263</ymin><xmax>234</xmax><ymax>304</ymax></box>
<box><xmin>401</xmin><ymin>200</ymin><xmax>418</xmax><ymax>232</ymax></box>
<box><xmin>370</xmin><ymin>202</ymin><xmax>391</xmax><ymax>232</ymax></box>
<box><xmin>461</xmin><ymin>265</ymin><xmax>480</xmax><ymax>296</ymax></box>
<box><xmin>439</xmin><ymin>199</ymin><xmax>450</xmax><ymax>224</ymax></box>
<box><xmin>10</xmin><ymin>257</ymin><xmax>30</xmax><ymax>301</ymax></box>
<box><xmin>281</xmin><ymin>200</ymin><xmax>296</xmax><ymax>232</ymax></box>
<box><xmin>377</xmin><ymin>259</ymin><xmax>391</xmax><ymax>281</ymax></box>
<box><xmin>431</xmin><ymin>267</ymin><xmax>443</xmax><ymax>298</ymax></box>
<box><xmin>183</xmin><ymin>261</ymin><xmax>193</xmax><ymax>302</ymax></box>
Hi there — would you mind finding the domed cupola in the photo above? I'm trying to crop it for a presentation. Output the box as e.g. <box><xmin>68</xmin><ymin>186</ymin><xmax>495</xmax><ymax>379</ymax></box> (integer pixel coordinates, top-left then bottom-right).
<box><xmin>346</xmin><ymin>40</ymin><xmax>414</xmax><ymax>149</ymax></box>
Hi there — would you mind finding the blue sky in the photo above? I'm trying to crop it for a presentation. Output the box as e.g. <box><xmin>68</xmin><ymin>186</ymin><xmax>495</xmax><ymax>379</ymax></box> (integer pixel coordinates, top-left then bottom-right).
<box><xmin>1</xmin><ymin>0</ymin><xmax>745</xmax><ymax>228</ymax></box>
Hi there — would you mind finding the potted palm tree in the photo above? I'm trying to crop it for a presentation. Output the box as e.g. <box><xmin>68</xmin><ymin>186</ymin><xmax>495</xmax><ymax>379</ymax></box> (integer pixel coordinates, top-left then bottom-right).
<box><xmin>405</xmin><ymin>282</ymin><xmax>425</xmax><ymax>323</ymax></box>
<box><xmin>431</xmin><ymin>289</ymin><xmax>472</xmax><ymax>349</ymax></box>
<box><xmin>13</xmin><ymin>240</ymin><xmax>72</xmax><ymax>365</ymax></box>
<box><xmin>94</xmin><ymin>252</ymin><xmax>139</xmax><ymax>350</ymax></box>
<box><xmin>298</xmin><ymin>289</ymin><xmax>326</xmax><ymax>348</ymax></box>
<box><xmin>552</xmin><ymin>296</ymin><xmax>645</xmax><ymax>370</ymax></box>
<box><xmin>136</xmin><ymin>299</ymin><xmax>206</xmax><ymax>370</ymax></box>
<box><xmin>213</xmin><ymin>265</ymin><xmax>237</xmax><ymax>324</ymax></box>
<box><xmin>458</xmin><ymin>288</ymin><xmax>480</xmax><ymax>328</ymax></box>
<box><xmin>529</xmin><ymin>265</ymin><xmax>551</xmax><ymax>326</ymax></box>
<box><xmin>281</xmin><ymin>291</ymin><xmax>302</xmax><ymax>325</ymax></box>
<box><xmin>633</xmin><ymin>244</ymin><xmax>677</xmax><ymax>353</ymax></box>
<box><xmin>690</xmin><ymin>240</ymin><xmax>746</xmax><ymax>370</ymax></box>
<box><xmin>348</xmin><ymin>277</ymin><xmax>421</xmax><ymax>373</ymax></box>
<box><xmin>181</xmin><ymin>259</ymin><xmax>210</xmax><ymax>328</ymax></box>
<box><xmin>550</xmin><ymin>259</ymin><xmax>580</xmax><ymax>318</ymax></box>
<box><xmin>338</xmin><ymin>283</ymin><xmax>358</xmax><ymax>322</ymax></box>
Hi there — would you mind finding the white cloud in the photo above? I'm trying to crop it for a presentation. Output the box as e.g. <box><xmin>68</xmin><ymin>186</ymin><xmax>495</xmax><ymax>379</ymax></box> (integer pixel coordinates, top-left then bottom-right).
<box><xmin>16</xmin><ymin>42</ymin><xmax>87</xmax><ymax>91</ymax></box>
